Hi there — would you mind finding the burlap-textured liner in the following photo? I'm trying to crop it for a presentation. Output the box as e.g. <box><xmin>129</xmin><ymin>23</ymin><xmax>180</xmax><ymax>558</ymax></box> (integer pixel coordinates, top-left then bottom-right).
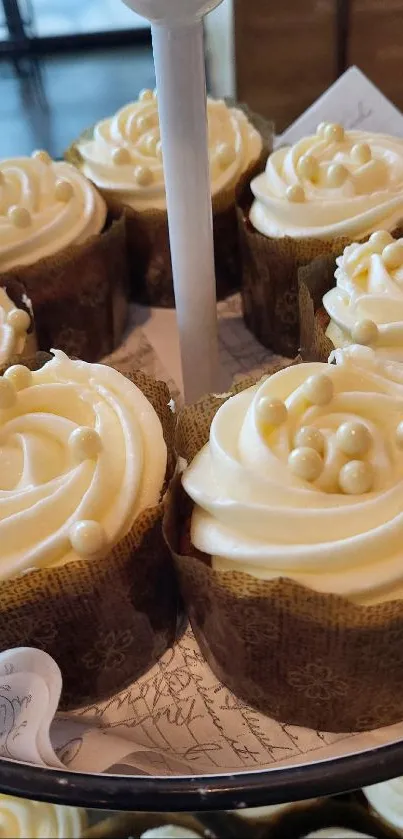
<box><xmin>66</xmin><ymin>106</ymin><xmax>273</xmax><ymax>307</ymax></box>
<box><xmin>0</xmin><ymin>353</ymin><xmax>181</xmax><ymax>711</ymax></box>
<box><xmin>1</xmin><ymin>277</ymin><xmax>37</xmax><ymax>361</ymax></box>
<box><xmin>238</xmin><ymin>179</ymin><xmax>403</xmax><ymax>357</ymax></box>
<box><xmin>299</xmin><ymin>223</ymin><xmax>403</xmax><ymax>363</ymax></box>
<box><xmin>0</xmin><ymin>213</ymin><xmax>129</xmax><ymax>363</ymax></box>
<box><xmin>165</xmin><ymin>364</ymin><xmax>403</xmax><ymax>734</ymax></box>
<box><xmin>83</xmin><ymin>797</ymin><xmax>399</xmax><ymax>839</ymax></box>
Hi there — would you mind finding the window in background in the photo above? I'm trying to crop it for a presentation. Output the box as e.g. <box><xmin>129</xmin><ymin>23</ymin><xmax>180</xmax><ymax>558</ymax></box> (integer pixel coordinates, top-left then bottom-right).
<box><xmin>30</xmin><ymin>0</ymin><xmax>148</xmax><ymax>37</ymax></box>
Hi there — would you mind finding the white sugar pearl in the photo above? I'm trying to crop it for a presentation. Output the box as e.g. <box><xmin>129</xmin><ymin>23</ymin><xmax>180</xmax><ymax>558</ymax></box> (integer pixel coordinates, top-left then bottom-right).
<box><xmin>0</xmin><ymin>378</ymin><xmax>17</xmax><ymax>409</ymax></box>
<box><xmin>326</xmin><ymin>163</ymin><xmax>348</xmax><ymax>187</ymax></box>
<box><xmin>316</xmin><ymin>122</ymin><xmax>328</xmax><ymax>138</ymax></box>
<box><xmin>257</xmin><ymin>396</ymin><xmax>288</xmax><ymax>427</ymax></box>
<box><xmin>8</xmin><ymin>206</ymin><xmax>31</xmax><ymax>228</ymax></box>
<box><xmin>69</xmin><ymin>427</ymin><xmax>102</xmax><ymax>462</ymax></box>
<box><xmin>351</xmin><ymin>142</ymin><xmax>372</xmax><ymax>165</ymax></box>
<box><xmin>112</xmin><ymin>147</ymin><xmax>131</xmax><ymax>165</ymax></box>
<box><xmin>55</xmin><ymin>179</ymin><xmax>74</xmax><ymax>202</ymax></box>
<box><xmin>304</xmin><ymin>374</ymin><xmax>334</xmax><ymax>406</ymax></box>
<box><xmin>351</xmin><ymin>319</ymin><xmax>378</xmax><ymax>346</ymax></box>
<box><xmin>324</xmin><ymin>123</ymin><xmax>345</xmax><ymax>143</ymax></box>
<box><xmin>69</xmin><ymin>520</ymin><xmax>106</xmax><ymax>558</ymax></box>
<box><xmin>336</xmin><ymin>421</ymin><xmax>371</xmax><ymax>457</ymax></box>
<box><xmin>217</xmin><ymin>142</ymin><xmax>236</xmax><ymax>168</ymax></box>
<box><xmin>6</xmin><ymin>308</ymin><xmax>30</xmax><ymax>334</ymax></box>
<box><xmin>134</xmin><ymin>165</ymin><xmax>153</xmax><ymax>187</ymax></box>
<box><xmin>339</xmin><ymin>460</ymin><xmax>373</xmax><ymax>495</ymax></box>
<box><xmin>369</xmin><ymin>230</ymin><xmax>394</xmax><ymax>253</ymax></box>
<box><xmin>139</xmin><ymin>88</ymin><xmax>153</xmax><ymax>102</ymax></box>
<box><xmin>32</xmin><ymin>149</ymin><xmax>51</xmax><ymax>165</ymax></box>
<box><xmin>286</xmin><ymin>184</ymin><xmax>305</xmax><ymax>203</ymax></box>
<box><xmin>288</xmin><ymin>446</ymin><xmax>323</xmax><ymax>482</ymax></box>
<box><xmin>396</xmin><ymin>421</ymin><xmax>403</xmax><ymax>449</ymax></box>
<box><xmin>294</xmin><ymin>426</ymin><xmax>324</xmax><ymax>454</ymax></box>
<box><xmin>297</xmin><ymin>154</ymin><xmax>319</xmax><ymax>181</ymax></box>
<box><xmin>382</xmin><ymin>241</ymin><xmax>403</xmax><ymax>270</ymax></box>
<box><xmin>4</xmin><ymin>364</ymin><xmax>32</xmax><ymax>390</ymax></box>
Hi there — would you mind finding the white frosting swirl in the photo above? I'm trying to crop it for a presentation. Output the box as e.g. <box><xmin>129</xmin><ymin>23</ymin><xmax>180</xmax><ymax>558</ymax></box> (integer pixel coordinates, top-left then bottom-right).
<box><xmin>0</xmin><ymin>153</ymin><xmax>106</xmax><ymax>272</ymax></box>
<box><xmin>324</xmin><ymin>230</ymin><xmax>403</xmax><ymax>360</ymax></box>
<box><xmin>0</xmin><ymin>350</ymin><xmax>166</xmax><ymax>578</ymax></box>
<box><xmin>250</xmin><ymin>123</ymin><xmax>403</xmax><ymax>239</ymax></box>
<box><xmin>306</xmin><ymin>831</ymin><xmax>371</xmax><ymax>838</ymax></box>
<box><xmin>0</xmin><ymin>795</ymin><xmax>85</xmax><ymax>838</ymax></box>
<box><xmin>77</xmin><ymin>91</ymin><xmax>263</xmax><ymax>211</ymax></box>
<box><xmin>0</xmin><ymin>288</ymin><xmax>30</xmax><ymax>366</ymax></box>
<box><xmin>364</xmin><ymin>777</ymin><xmax>403</xmax><ymax>834</ymax></box>
<box><xmin>182</xmin><ymin>348</ymin><xmax>403</xmax><ymax>604</ymax></box>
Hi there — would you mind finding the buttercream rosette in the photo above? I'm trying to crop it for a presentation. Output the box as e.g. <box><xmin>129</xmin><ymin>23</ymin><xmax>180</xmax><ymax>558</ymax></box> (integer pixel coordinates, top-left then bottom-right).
<box><xmin>0</xmin><ymin>350</ymin><xmax>180</xmax><ymax>708</ymax></box>
<box><xmin>239</xmin><ymin>123</ymin><xmax>403</xmax><ymax>356</ymax></box>
<box><xmin>0</xmin><ymin>794</ymin><xmax>86</xmax><ymax>839</ymax></box>
<box><xmin>301</xmin><ymin>230</ymin><xmax>403</xmax><ymax>363</ymax></box>
<box><xmin>166</xmin><ymin>350</ymin><xmax>403</xmax><ymax>731</ymax></box>
<box><xmin>67</xmin><ymin>90</ymin><xmax>270</xmax><ymax>306</ymax></box>
<box><xmin>0</xmin><ymin>152</ymin><xmax>128</xmax><ymax>361</ymax></box>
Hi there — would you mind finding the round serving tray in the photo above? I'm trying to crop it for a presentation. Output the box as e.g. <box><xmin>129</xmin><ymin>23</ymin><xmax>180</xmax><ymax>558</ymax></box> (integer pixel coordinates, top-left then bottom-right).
<box><xmin>1</xmin><ymin>730</ymin><xmax>403</xmax><ymax>812</ymax></box>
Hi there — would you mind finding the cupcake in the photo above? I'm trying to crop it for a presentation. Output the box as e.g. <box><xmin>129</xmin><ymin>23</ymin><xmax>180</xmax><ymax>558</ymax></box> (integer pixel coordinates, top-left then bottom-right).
<box><xmin>240</xmin><ymin>124</ymin><xmax>403</xmax><ymax>356</ymax></box>
<box><xmin>0</xmin><ymin>153</ymin><xmax>129</xmax><ymax>361</ymax></box>
<box><xmin>0</xmin><ymin>349</ymin><xmax>180</xmax><ymax>708</ymax></box>
<box><xmin>0</xmin><ymin>278</ymin><xmax>36</xmax><ymax>368</ymax></box>
<box><xmin>68</xmin><ymin>92</ymin><xmax>268</xmax><ymax>306</ymax></box>
<box><xmin>364</xmin><ymin>778</ymin><xmax>403</xmax><ymax>837</ymax></box>
<box><xmin>0</xmin><ymin>794</ymin><xmax>86</xmax><ymax>838</ymax></box>
<box><xmin>167</xmin><ymin>348</ymin><xmax>403</xmax><ymax>731</ymax></box>
<box><xmin>300</xmin><ymin>231</ymin><xmax>403</xmax><ymax>363</ymax></box>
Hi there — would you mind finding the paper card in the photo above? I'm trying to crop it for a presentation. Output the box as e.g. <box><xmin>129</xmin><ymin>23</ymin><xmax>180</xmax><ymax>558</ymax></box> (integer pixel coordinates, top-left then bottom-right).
<box><xmin>279</xmin><ymin>66</ymin><xmax>403</xmax><ymax>146</ymax></box>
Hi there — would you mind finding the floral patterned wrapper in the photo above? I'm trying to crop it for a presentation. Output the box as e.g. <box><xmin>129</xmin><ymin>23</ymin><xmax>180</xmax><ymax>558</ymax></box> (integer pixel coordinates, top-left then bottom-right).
<box><xmin>0</xmin><ymin>353</ymin><xmax>182</xmax><ymax>711</ymax></box>
<box><xmin>0</xmin><ymin>212</ymin><xmax>129</xmax><ymax>363</ymax></box>
<box><xmin>238</xmin><ymin>196</ymin><xmax>403</xmax><ymax>358</ymax></box>
<box><xmin>298</xmin><ymin>223</ymin><xmax>403</xmax><ymax>363</ymax></box>
<box><xmin>65</xmin><ymin>107</ymin><xmax>272</xmax><ymax>307</ymax></box>
<box><xmin>164</xmin><ymin>363</ymin><xmax>403</xmax><ymax>734</ymax></box>
<box><xmin>1</xmin><ymin>276</ymin><xmax>37</xmax><ymax>361</ymax></box>
<box><xmin>83</xmin><ymin>796</ymin><xmax>399</xmax><ymax>838</ymax></box>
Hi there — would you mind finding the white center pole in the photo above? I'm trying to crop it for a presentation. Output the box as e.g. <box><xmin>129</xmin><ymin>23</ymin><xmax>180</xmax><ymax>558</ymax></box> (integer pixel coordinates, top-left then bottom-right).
<box><xmin>122</xmin><ymin>0</ymin><xmax>224</xmax><ymax>403</ymax></box>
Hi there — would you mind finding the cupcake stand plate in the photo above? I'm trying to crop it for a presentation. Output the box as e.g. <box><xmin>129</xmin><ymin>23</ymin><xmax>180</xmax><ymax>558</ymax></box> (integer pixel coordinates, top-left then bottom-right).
<box><xmin>1</xmin><ymin>299</ymin><xmax>403</xmax><ymax>813</ymax></box>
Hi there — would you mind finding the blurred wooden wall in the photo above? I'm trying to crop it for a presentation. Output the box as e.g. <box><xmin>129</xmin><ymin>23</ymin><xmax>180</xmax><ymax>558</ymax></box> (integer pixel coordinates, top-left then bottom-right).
<box><xmin>234</xmin><ymin>0</ymin><xmax>403</xmax><ymax>133</ymax></box>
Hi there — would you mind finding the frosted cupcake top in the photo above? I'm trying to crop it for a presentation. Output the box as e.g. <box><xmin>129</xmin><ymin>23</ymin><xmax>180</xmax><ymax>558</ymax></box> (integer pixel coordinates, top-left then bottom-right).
<box><xmin>323</xmin><ymin>230</ymin><xmax>403</xmax><ymax>360</ymax></box>
<box><xmin>306</xmin><ymin>831</ymin><xmax>371</xmax><ymax>838</ymax></box>
<box><xmin>77</xmin><ymin>90</ymin><xmax>263</xmax><ymax>211</ymax></box>
<box><xmin>182</xmin><ymin>347</ymin><xmax>403</xmax><ymax>604</ymax></box>
<box><xmin>0</xmin><ymin>794</ymin><xmax>85</xmax><ymax>838</ymax></box>
<box><xmin>250</xmin><ymin>123</ymin><xmax>403</xmax><ymax>239</ymax></box>
<box><xmin>0</xmin><ymin>350</ymin><xmax>166</xmax><ymax>578</ymax></box>
<box><xmin>364</xmin><ymin>777</ymin><xmax>403</xmax><ymax>833</ymax></box>
<box><xmin>0</xmin><ymin>153</ymin><xmax>106</xmax><ymax>272</ymax></box>
<box><xmin>0</xmin><ymin>287</ymin><xmax>31</xmax><ymax>367</ymax></box>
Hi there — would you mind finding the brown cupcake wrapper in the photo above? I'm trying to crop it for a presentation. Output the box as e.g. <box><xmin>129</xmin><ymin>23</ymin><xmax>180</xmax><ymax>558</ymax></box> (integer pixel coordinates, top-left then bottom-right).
<box><xmin>0</xmin><ymin>212</ymin><xmax>129</xmax><ymax>363</ymax></box>
<box><xmin>0</xmin><ymin>352</ymin><xmax>182</xmax><ymax>710</ymax></box>
<box><xmin>298</xmin><ymin>223</ymin><xmax>403</xmax><ymax>363</ymax></box>
<box><xmin>239</xmin><ymin>199</ymin><xmax>403</xmax><ymax>358</ymax></box>
<box><xmin>66</xmin><ymin>107</ymin><xmax>272</xmax><ymax>308</ymax></box>
<box><xmin>165</xmin><ymin>367</ymin><xmax>403</xmax><ymax>734</ymax></box>
<box><xmin>0</xmin><ymin>276</ymin><xmax>37</xmax><ymax>362</ymax></box>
